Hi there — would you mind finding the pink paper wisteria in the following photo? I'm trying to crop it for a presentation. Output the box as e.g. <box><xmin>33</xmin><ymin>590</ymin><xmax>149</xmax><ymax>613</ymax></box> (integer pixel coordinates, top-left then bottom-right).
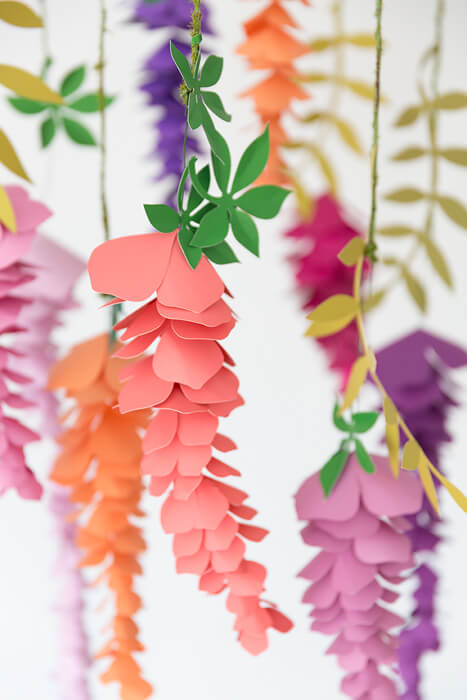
<box><xmin>0</xmin><ymin>185</ymin><xmax>51</xmax><ymax>500</ymax></box>
<box><xmin>296</xmin><ymin>454</ymin><xmax>423</xmax><ymax>699</ymax></box>
<box><xmin>89</xmin><ymin>231</ymin><xmax>292</xmax><ymax>654</ymax></box>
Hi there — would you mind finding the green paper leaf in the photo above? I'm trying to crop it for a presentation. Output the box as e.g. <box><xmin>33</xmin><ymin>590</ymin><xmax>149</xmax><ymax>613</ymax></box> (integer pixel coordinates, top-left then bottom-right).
<box><xmin>170</xmin><ymin>41</ymin><xmax>194</xmax><ymax>88</ymax></box>
<box><xmin>203</xmin><ymin>240</ymin><xmax>239</xmax><ymax>264</ymax></box>
<box><xmin>187</xmin><ymin>165</ymin><xmax>211</xmax><ymax>212</ymax></box>
<box><xmin>40</xmin><ymin>117</ymin><xmax>55</xmax><ymax>148</ymax></box>
<box><xmin>352</xmin><ymin>411</ymin><xmax>379</xmax><ymax>433</ymax></box>
<box><xmin>60</xmin><ymin>66</ymin><xmax>85</xmax><ymax>97</ymax></box>
<box><xmin>332</xmin><ymin>403</ymin><xmax>353</xmax><ymax>432</ymax></box>
<box><xmin>202</xmin><ymin>90</ymin><xmax>231</xmax><ymax>122</ymax></box>
<box><xmin>144</xmin><ymin>203</ymin><xmax>180</xmax><ymax>233</ymax></box>
<box><xmin>231</xmin><ymin>125</ymin><xmax>270</xmax><ymax>193</ymax></box>
<box><xmin>199</xmin><ymin>55</ymin><xmax>223</xmax><ymax>88</ymax></box>
<box><xmin>236</xmin><ymin>185</ymin><xmax>290</xmax><ymax>219</ymax></box>
<box><xmin>320</xmin><ymin>449</ymin><xmax>350</xmax><ymax>497</ymax></box>
<box><xmin>178</xmin><ymin>227</ymin><xmax>202</xmax><ymax>269</ymax></box>
<box><xmin>192</xmin><ymin>206</ymin><xmax>229</xmax><ymax>247</ymax></box>
<box><xmin>211</xmin><ymin>131</ymin><xmax>231</xmax><ymax>192</ymax></box>
<box><xmin>230</xmin><ymin>208</ymin><xmax>259</xmax><ymax>256</ymax></box>
<box><xmin>63</xmin><ymin>117</ymin><xmax>96</xmax><ymax>145</ymax></box>
<box><xmin>191</xmin><ymin>202</ymin><xmax>215</xmax><ymax>223</ymax></box>
<box><xmin>436</xmin><ymin>195</ymin><xmax>467</xmax><ymax>229</ymax></box>
<box><xmin>355</xmin><ymin>440</ymin><xmax>376</xmax><ymax>473</ymax></box>
<box><xmin>188</xmin><ymin>157</ymin><xmax>211</xmax><ymax>199</ymax></box>
<box><xmin>68</xmin><ymin>93</ymin><xmax>115</xmax><ymax>112</ymax></box>
<box><xmin>177</xmin><ymin>166</ymin><xmax>189</xmax><ymax>212</ymax></box>
<box><xmin>188</xmin><ymin>92</ymin><xmax>203</xmax><ymax>129</ymax></box>
<box><xmin>8</xmin><ymin>96</ymin><xmax>46</xmax><ymax>114</ymax></box>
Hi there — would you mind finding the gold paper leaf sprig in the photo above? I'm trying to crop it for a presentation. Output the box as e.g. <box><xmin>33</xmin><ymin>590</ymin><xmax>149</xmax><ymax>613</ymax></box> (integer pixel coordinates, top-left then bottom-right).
<box><xmin>368</xmin><ymin>2</ymin><xmax>466</xmax><ymax>312</ymax></box>
<box><xmin>284</xmin><ymin>0</ymin><xmax>375</xmax><ymax>206</ymax></box>
<box><xmin>0</xmin><ymin>1</ymin><xmax>63</xmax><ymax>231</ymax></box>
<box><xmin>306</xmin><ymin>0</ymin><xmax>467</xmax><ymax>516</ymax></box>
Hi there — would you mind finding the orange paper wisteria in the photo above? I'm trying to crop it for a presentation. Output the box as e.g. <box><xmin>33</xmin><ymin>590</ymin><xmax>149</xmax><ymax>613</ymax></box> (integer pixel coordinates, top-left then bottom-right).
<box><xmin>89</xmin><ymin>232</ymin><xmax>293</xmax><ymax>654</ymax></box>
<box><xmin>49</xmin><ymin>335</ymin><xmax>153</xmax><ymax>700</ymax></box>
<box><xmin>238</xmin><ymin>0</ymin><xmax>309</xmax><ymax>184</ymax></box>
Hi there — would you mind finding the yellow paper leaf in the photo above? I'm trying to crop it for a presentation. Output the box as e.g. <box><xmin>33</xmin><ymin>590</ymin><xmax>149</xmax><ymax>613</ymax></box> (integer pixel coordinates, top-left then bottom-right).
<box><xmin>0</xmin><ymin>128</ymin><xmax>30</xmax><ymax>181</ymax></box>
<box><xmin>418</xmin><ymin>459</ymin><xmax>440</xmax><ymax>515</ymax></box>
<box><xmin>299</xmin><ymin>71</ymin><xmax>328</xmax><ymax>84</ymax></box>
<box><xmin>394</xmin><ymin>105</ymin><xmax>421</xmax><ymax>127</ymax></box>
<box><xmin>308</xmin><ymin>37</ymin><xmax>336</xmax><ymax>52</ymax></box>
<box><xmin>338</xmin><ymin>237</ymin><xmax>365</xmax><ymax>266</ymax></box>
<box><xmin>377</xmin><ymin>225</ymin><xmax>415</xmax><ymax>237</ymax></box>
<box><xmin>391</xmin><ymin>146</ymin><xmax>426</xmax><ymax>161</ymax></box>
<box><xmin>305</xmin><ymin>143</ymin><xmax>337</xmax><ymax>194</ymax></box>
<box><xmin>385</xmin><ymin>423</ymin><xmax>400</xmax><ymax>478</ymax></box>
<box><xmin>339</xmin><ymin>77</ymin><xmax>374</xmax><ymax>100</ymax></box>
<box><xmin>307</xmin><ymin>294</ymin><xmax>358</xmax><ymax>323</ymax></box>
<box><xmin>423</xmin><ymin>237</ymin><xmax>453</xmax><ymax>288</ymax></box>
<box><xmin>432</xmin><ymin>92</ymin><xmax>467</xmax><ymax>110</ymax></box>
<box><xmin>333</xmin><ymin>116</ymin><xmax>363</xmax><ymax>155</ymax></box>
<box><xmin>345</xmin><ymin>33</ymin><xmax>376</xmax><ymax>48</ymax></box>
<box><xmin>383</xmin><ymin>396</ymin><xmax>398</xmax><ymax>424</ymax></box>
<box><xmin>361</xmin><ymin>289</ymin><xmax>386</xmax><ymax>312</ymax></box>
<box><xmin>0</xmin><ymin>1</ymin><xmax>42</xmax><ymax>27</ymax></box>
<box><xmin>429</xmin><ymin>465</ymin><xmax>467</xmax><ymax>513</ymax></box>
<box><xmin>385</xmin><ymin>188</ymin><xmax>424</xmax><ymax>203</ymax></box>
<box><xmin>402</xmin><ymin>268</ymin><xmax>427</xmax><ymax>312</ymax></box>
<box><xmin>0</xmin><ymin>64</ymin><xmax>63</xmax><ymax>103</ymax></box>
<box><xmin>305</xmin><ymin>317</ymin><xmax>354</xmax><ymax>338</ymax></box>
<box><xmin>437</xmin><ymin>194</ymin><xmax>467</xmax><ymax>229</ymax></box>
<box><xmin>438</xmin><ymin>148</ymin><xmax>467</xmax><ymax>166</ymax></box>
<box><xmin>340</xmin><ymin>355</ymin><xmax>370</xmax><ymax>412</ymax></box>
<box><xmin>367</xmin><ymin>348</ymin><xmax>377</xmax><ymax>372</ymax></box>
<box><xmin>285</xmin><ymin>169</ymin><xmax>313</xmax><ymax>220</ymax></box>
<box><xmin>0</xmin><ymin>184</ymin><xmax>16</xmax><ymax>231</ymax></box>
<box><xmin>401</xmin><ymin>440</ymin><xmax>421</xmax><ymax>471</ymax></box>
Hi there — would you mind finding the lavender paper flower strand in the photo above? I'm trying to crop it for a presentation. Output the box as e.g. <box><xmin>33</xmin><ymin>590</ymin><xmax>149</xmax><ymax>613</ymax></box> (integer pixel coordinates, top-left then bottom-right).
<box><xmin>134</xmin><ymin>0</ymin><xmax>212</xmax><ymax>206</ymax></box>
<box><xmin>9</xmin><ymin>234</ymin><xmax>90</xmax><ymax>700</ymax></box>
<box><xmin>376</xmin><ymin>330</ymin><xmax>467</xmax><ymax>700</ymax></box>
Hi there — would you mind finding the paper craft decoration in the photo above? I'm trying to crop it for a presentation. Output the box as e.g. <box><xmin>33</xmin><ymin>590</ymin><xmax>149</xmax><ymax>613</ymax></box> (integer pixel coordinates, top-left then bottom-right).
<box><xmin>49</xmin><ymin>336</ymin><xmax>153</xmax><ymax>700</ymax></box>
<box><xmin>376</xmin><ymin>330</ymin><xmax>467</xmax><ymax>700</ymax></box>
<box><xmin>89</xmin><ymin>231</ymin><xmax>293</xmax><ymax>654</ymax></box>
<box><xmin>133</xmin><ymin>0</ymin><xmax>211</xmax><ymax>205</ymax></box>
<box><xmin>237</xmin><ymin>0</ymin><xmax>309</xmax><ymax>185</ymax></box>
<box><xmin>8</xmin><ymin>64</ymin><xmax>115</xmax><ymax>148</ymax></box>
<box><xmin>49</xmin><ymin>486</ymin><xmax>91</xmax><ymax>700</ymax></box>
<box><xmin>0</xmin><ymin>185</ymin><xmax>51</xmax><ymax>499</ymax></box>
<box><xmin>0</xmin><ymin>4</ymin><xmax>63</xmax><ymax>230</ymax></box>
<box><xmin>296</xmin><ymin>453</ymin><xmax>423</xmax><ymax>699</ymax></box>
<box><xmin>286</xmin><ymin>194</ymin><xmax>369</xmax><ymax>389</ymax></box>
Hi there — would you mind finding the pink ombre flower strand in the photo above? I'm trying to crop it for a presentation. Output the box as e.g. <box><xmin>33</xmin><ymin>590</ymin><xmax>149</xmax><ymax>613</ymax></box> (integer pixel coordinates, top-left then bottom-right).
<box><xmin>0</xmin><ymin>186</ymin><xmax>51</xmax><ymax>499</ymax></box>
<box><xmin>296</xmin><ymin>454</ymin><xmax>423</xmax><ymax>699</ymax></box>
<box><xmin>285</xmin><ymin>194</ymin><xmax>370</xmax><ymax>389</ymax></box>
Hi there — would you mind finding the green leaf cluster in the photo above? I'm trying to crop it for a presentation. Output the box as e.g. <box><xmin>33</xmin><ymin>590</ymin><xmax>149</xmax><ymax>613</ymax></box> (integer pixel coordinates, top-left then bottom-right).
<box><xmin>8</xmin><ymin>63</ymin><xmax>115</xmax><ymax>148</ymax></box>
<box><xmin>143</xmin><ymin>44</ymin><xmax>290</xmax><ymax>268</ymax></box>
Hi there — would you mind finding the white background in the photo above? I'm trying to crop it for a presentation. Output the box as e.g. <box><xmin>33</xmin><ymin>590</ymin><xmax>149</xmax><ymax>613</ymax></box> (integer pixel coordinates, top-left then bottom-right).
<box><xmin>1</xmin><ymin>1</ymin><xmax>467</xmax><ymax>698</ymax></box>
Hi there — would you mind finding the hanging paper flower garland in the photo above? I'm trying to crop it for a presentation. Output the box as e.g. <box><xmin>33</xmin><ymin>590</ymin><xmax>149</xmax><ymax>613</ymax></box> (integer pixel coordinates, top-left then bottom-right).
<box><xmin>49</xmin><ymin>336</ymin><xmax>153</xmax><ymax>700</ymax></box>
<box><xmin>237</xmin><ymin>0</ymin><xmax>309</xmax><ymax>185</ymax></box>
<box><xmin>296</xmin><ymin>453</ymin><xmax>423</xmax><ymax>699</ymax></box>
<box><xmin>376</xmin><ymin>330</ymin><xmax>467</xmax><ymax>700</ymax></box>
<box><xmin>285</xmin><ymin>194</ymin><xmax>369</xmax><ymax>389</ymax></box>
<box><xmin>133</xmin><ymin>0</ymin><xmax>212</xmax><ymax>205</ymax></box>
<box><xmin>89</xmin><ymin>232</ymin><xmax>293</xmax><ymax>653</ymax></box>
<box><xmin>0</xmin><ymin>185</ymin><xmax>51</xmax><ymax>499</ymax></box>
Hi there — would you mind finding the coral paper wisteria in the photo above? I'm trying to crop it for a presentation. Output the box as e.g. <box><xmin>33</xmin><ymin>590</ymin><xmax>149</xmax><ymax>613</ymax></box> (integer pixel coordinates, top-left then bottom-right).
<box><xmin>296</xmin><ymin>454</ymin><xmax>423</xmax><ymax>699</ymax></box>
<box><xmin>89</xmin><ymin>231</ymin><xmax>292</xmax><ymax>654</ymax></box>
<box><xmin>49</xmin><ymin>335</ymin><xmax>153</xmax><ymax>700</ymax></box>
<box><xmin>0</xmin><ymin>185</ymin><xmax>51</xmax><ymax>500</ymax></box>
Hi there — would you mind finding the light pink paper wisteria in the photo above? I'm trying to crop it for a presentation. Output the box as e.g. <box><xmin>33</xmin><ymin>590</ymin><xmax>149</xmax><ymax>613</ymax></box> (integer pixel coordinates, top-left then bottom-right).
<box><xmin>296</xmin><ymin>454</ymin><xmax>423</xmax><ymax>699</ymax></box>
<box><xmin>0</xmin><ymin>185</ymin><xmax>50</xmax><ymax>499</ymax></box>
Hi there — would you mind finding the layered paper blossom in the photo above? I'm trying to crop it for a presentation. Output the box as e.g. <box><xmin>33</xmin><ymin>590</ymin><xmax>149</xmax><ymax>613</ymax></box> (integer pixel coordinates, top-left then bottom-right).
<box><xmin>376</xmin><ymin>330</ymin><xmax>467</xmax><ymax>700</ymax></box>
<box><xmin>238</xmin><ymin>0</ymin><xmax>309</xmax><ymax>184</ymax></box>
<box><xmin>286</xmin><ymin>194</ymin><xmax>369</xmax><ymax>388</ymax></box>
<box><xmin>296</xmin><ymin>454</ymin><xmax>423</xmax><ymax>699</ymax></box>
<box><xmin>49</xmin><ymin>336</ymin><xmax>152</xmax><ymax>700</ymax></box>
<box><xmin>134</xmin><ymin>0</ymin><xmax>211</xmax><ymax>205</ymax></box>
<box><xmin>0</xmin><ymin>185</ymin><xmax>51</xmax><ymax>500</ymax></box>
<box><xmin>89</xmin><ymin>231</ymin><xmax>293</xmax><ymax>654</ymax></box>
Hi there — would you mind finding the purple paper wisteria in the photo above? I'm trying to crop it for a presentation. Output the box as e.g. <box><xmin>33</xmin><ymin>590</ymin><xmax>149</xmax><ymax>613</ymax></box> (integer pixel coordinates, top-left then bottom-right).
<box><xmin>296</xmin><ymin>453</ymin><xmax>423</xmax><ymax>700</ymax></box>
<box><xmin>376</xmin><ymin>330</ymin><xmax>467</xmax><ymax>700</ymax></box>
<box><xmin>134</xmin><ymin>0</ymin><xmax>212</xmax><ymax>205</ymax></box>
<box><xmin>0</xmin><ymin>185</ymin><xmax>51</xmax><ymax>500</ymax></box>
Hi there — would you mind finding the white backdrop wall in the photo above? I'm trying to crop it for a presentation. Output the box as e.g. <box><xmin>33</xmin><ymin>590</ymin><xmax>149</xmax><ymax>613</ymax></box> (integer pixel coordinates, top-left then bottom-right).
<box><xmin>1</xmin><ymin>1</ymin><xmax>467</xmax><ymax>699</ymax></box>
